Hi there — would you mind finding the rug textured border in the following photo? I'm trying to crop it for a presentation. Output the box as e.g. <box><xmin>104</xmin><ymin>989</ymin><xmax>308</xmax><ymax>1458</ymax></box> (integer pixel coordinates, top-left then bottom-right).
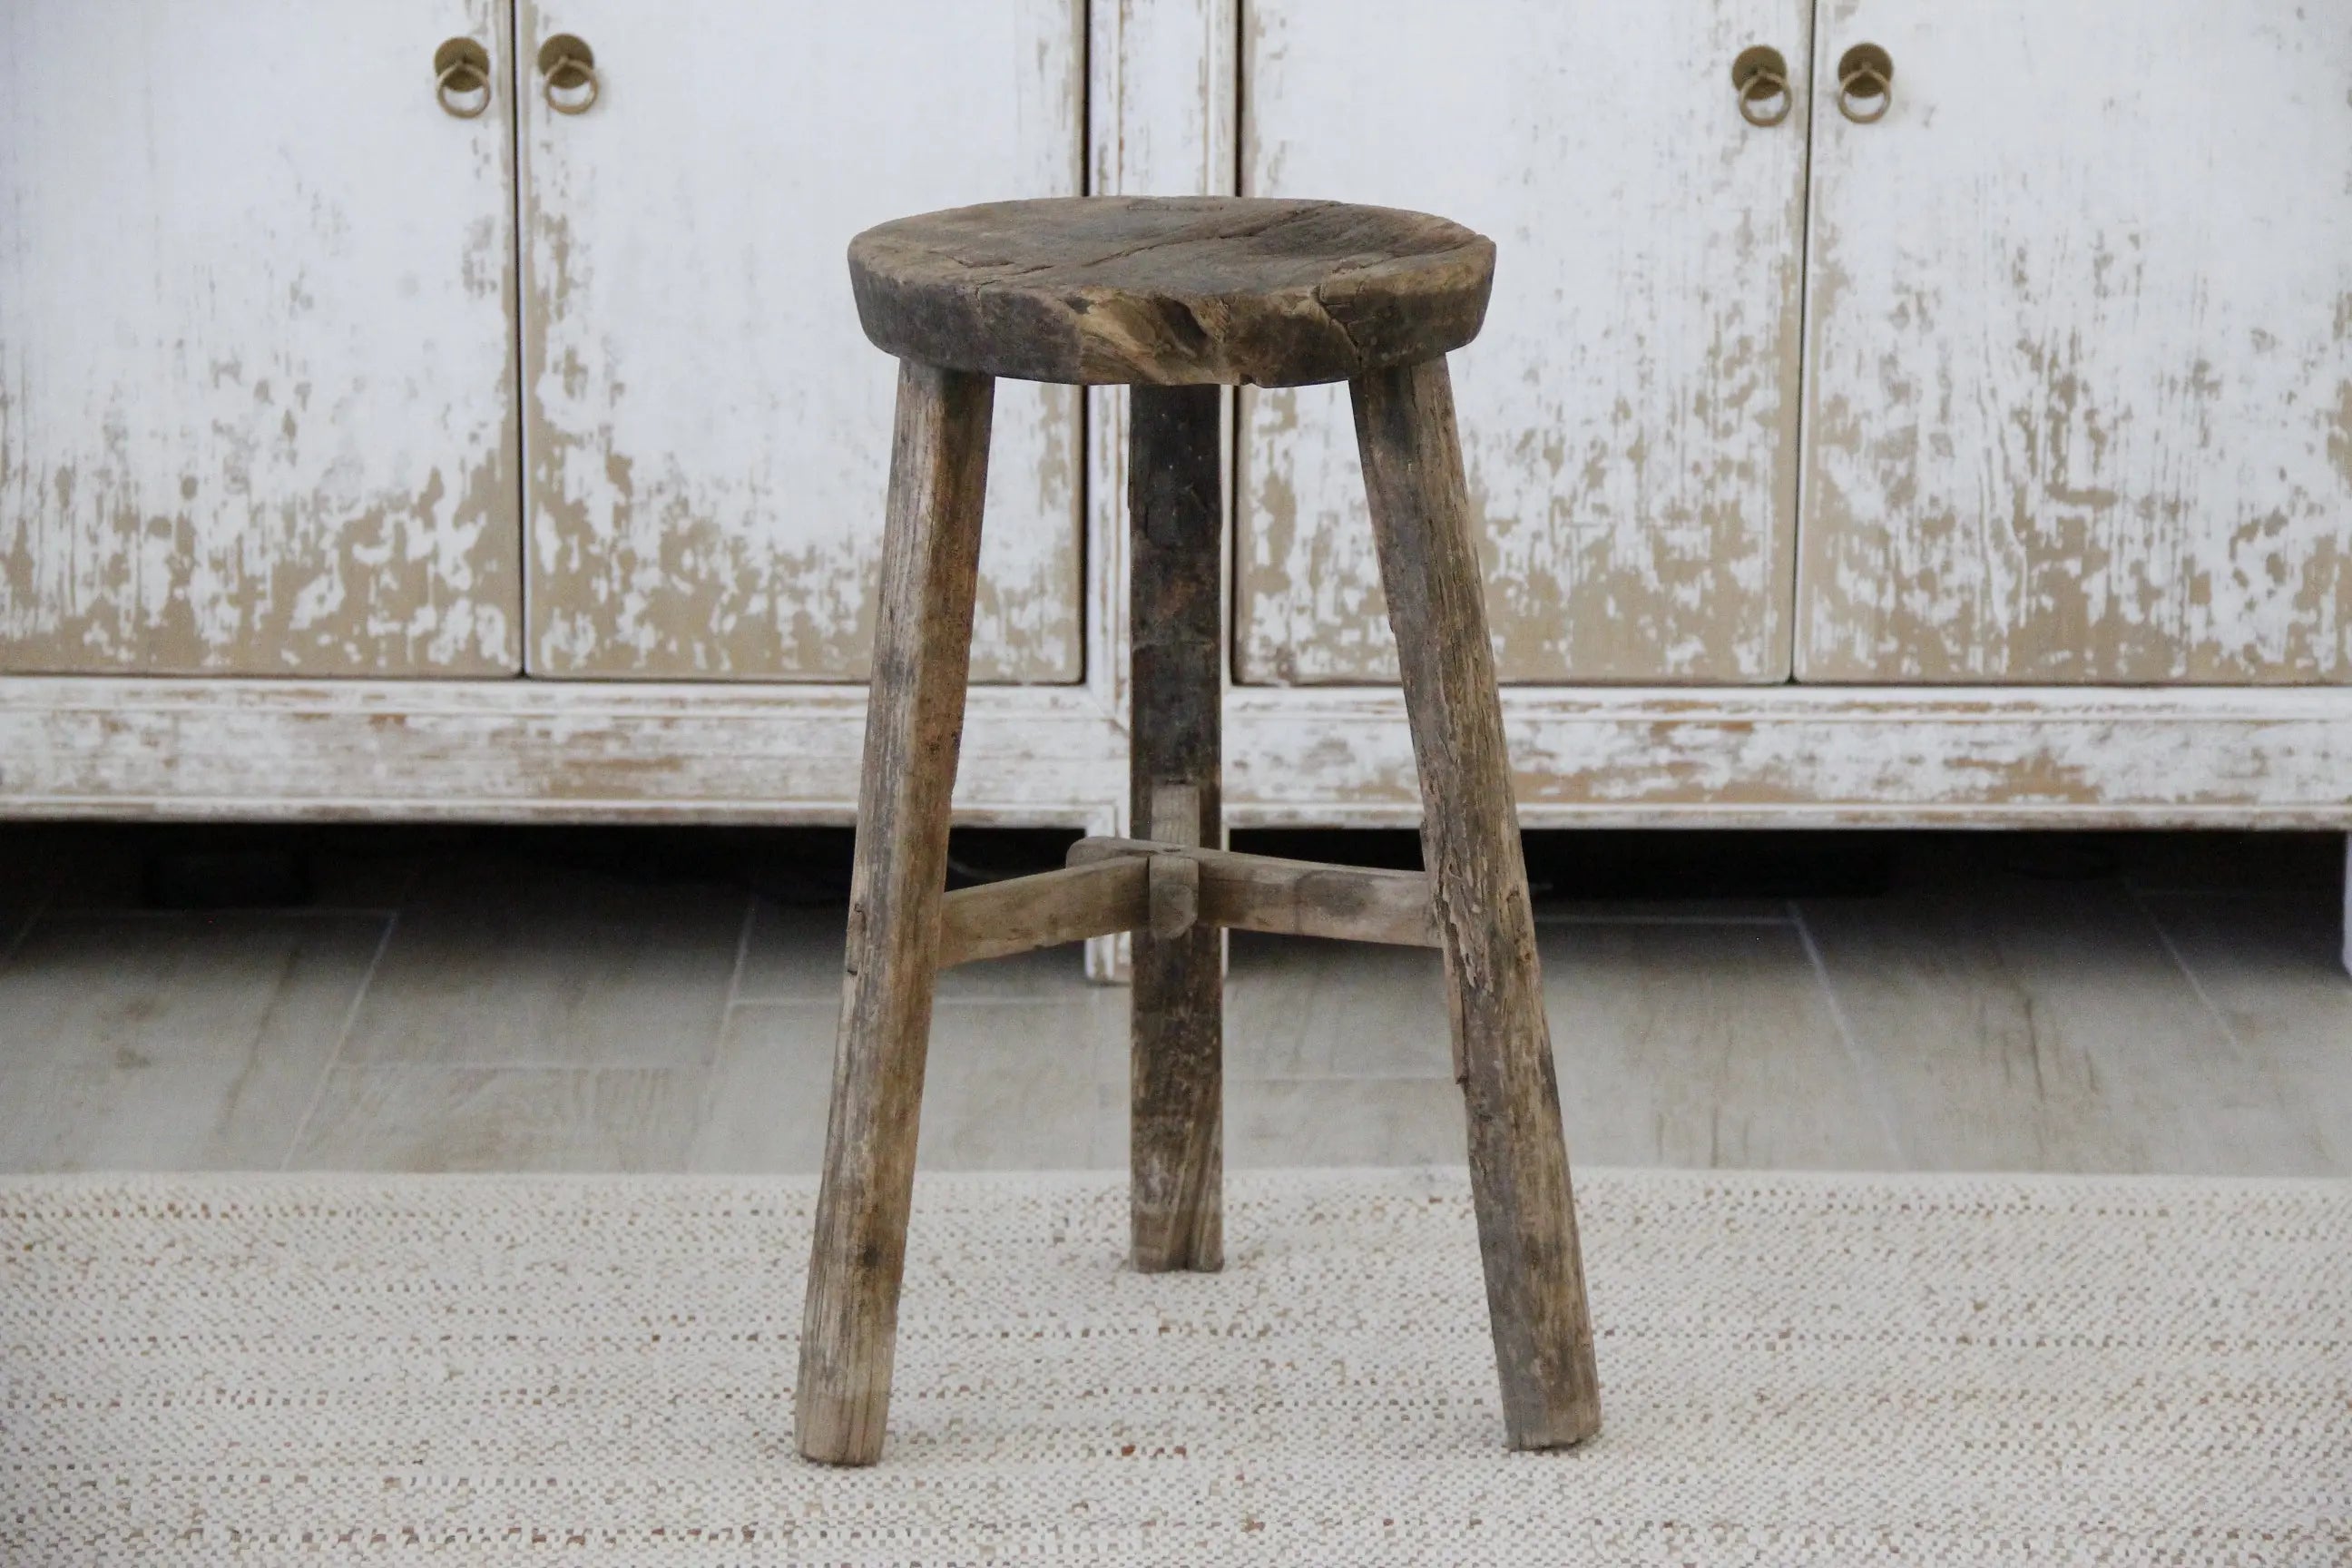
<box><xmin>4</xmin><ymin>1167</ymin><xmax>2347</xmax><ymax>1565</ymax></box>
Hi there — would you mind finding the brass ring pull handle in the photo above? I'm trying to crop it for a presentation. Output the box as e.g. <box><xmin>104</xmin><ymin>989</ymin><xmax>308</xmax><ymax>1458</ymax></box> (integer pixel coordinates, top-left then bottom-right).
<box><xmin>433</xmin><ymin>38</ymin><xmax>491</xmax><ymax>120</ymax></box>
<box><xmin>1730</xmin><ymin>45</ymin><xmax>1792</xmax><ymax>128</ymax></box>
<box><xmin>1836</xmin><ymin>43</ymin><xmax>1895</xmax><ymax>124</ymax></box>
<box><xmin>538</xmin><ymin>34</ymin><xmax>600</xmax><ymax>115</ymax></box>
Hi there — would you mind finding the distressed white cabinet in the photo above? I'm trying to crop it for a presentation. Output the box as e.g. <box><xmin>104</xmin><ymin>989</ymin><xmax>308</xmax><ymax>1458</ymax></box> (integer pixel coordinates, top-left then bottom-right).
<box><xmin>0</xmin><ymin>0</ymin><xmax>523</xmax><ymax>675</ymax></box>
<box><xmin>5</xmin><ymin>0</ymin><xmax>2351</xmax><ymax>917</ymax></box>
<box><xmin>1798</xmin><ymin>0</ymin><xmax>2352</xmax><ymax>683</ymax></box>
<box><xmin>1237</xmin><ymin>0</ymin><xmax>1812</xmax><ymax>684</ymax></box>
<box><xmin>519</xmin><ymin>0</ymin><xmax>1084</xmax><ymax>681</ymax></box>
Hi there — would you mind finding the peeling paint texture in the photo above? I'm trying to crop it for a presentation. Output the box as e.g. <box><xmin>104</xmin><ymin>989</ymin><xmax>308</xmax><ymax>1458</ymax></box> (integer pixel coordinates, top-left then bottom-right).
<box><xmin>1798</xmin><ymin>0</ymin><xmax>2352</xmax><ymax>683</ymax></box>
<box><xmin>0</xmin><ymin>2</ymin><xmax>522</xmax><ymax>675</ymax></box>
<box><xmin>520</xmin><ymin>0</ymin><xmax>1083</xmax><ymax>683</ymax></box>
<box><xmin>1236</xmin><ymin>0</ymin><xmax>1810</xmax><ymax>685</ymax></box>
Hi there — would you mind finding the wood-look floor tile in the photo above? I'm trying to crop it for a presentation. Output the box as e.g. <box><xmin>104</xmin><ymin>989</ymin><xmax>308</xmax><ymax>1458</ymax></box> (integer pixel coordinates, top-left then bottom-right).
<box><xmin>338</xmin><ymin>863</ymin><xmax>747</xmax><ymax>1069</ymax></box>
<box><xmin>694</xmin><ymin>994</ymin><xmax>1122</xmax><ymax>1173</ymax></box>
<box><xmin>1224</xmin><ymin>935</ymin><xmax>1452</xmax><ymax>1082</ymax></box>
<box><xmin>0</xmin><ymin>912</ymin><xmax>387</xmax><ymax>1171</ymax></box>
<box><xmin>1798</xmin><ymin>887</ymin><xmax>2304</xmax><ymax>1174</ymax></box>
<box><xmin>733</xmin><ymin>897</ymin><xmax>1097</xmax><ymax>1005</ymax></box>
<box><xmin>285</xmin><ymin>1067</ymin><xmax>703</xmax><ymax>1171</ymax></box>
<box><xmin>1541</xmin><ymin>921</ymin><xmax>1900</xmax><ymax>1170</ymax></box>
<box><xmin>687</xmin><ymin>1004</ymin><xmax>836</xmax><ymax>1173</ymax></box>
<box><xmin>1222</xmin><ymin>1077</ymin><xmax>1467</xmax><ymax>1168</ymax></box>
<box><xmin>2138</xmin><ymin>892</ymin><xmax>2352</xmax><ymax>1173</ymax></box>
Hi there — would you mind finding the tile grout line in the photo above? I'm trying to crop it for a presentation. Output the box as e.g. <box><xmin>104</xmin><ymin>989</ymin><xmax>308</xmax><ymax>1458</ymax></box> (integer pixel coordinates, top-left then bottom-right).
<box><xmin>1788</xmin><ymin>898</ymin><xmax>1913</xmax><ymax>1167</ymax></box>
<box><xmin>685</xmin><ymin>893</ymin><xmax>770</xmax><ymax>1167</ymax></box>
<box><xmin>279</xmin><ymin>911</ymin><xmax>399</xmax><ymax>1171</ymax></box>
<box><xmin>2124</xmin><ymin>884</ymin><xmax>2258</xmax><ymax>1056</ymax></box>
<box><xmin>2122</xmin><ymin>885</ymin><xmax>2270</xmax><ymax>1173</ymax></box>
<box><xmin>0</xmin><ymin>885</ymin><xmax>55</xmax><ymax>971</ymax></box>
<box><xmin>720</xmin><ymin>892</ymin><xmax>759</xmax><ymax>1014</ymax></box>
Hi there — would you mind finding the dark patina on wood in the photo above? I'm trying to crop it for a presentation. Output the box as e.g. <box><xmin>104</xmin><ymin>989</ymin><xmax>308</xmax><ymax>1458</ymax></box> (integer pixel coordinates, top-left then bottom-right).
<box><xmin>1352</xmin><ymin>356</ymin><xmax>1603</xmax><ymax>1451</ymax></box>
<box><xmin>936</xmin><ymin>856</ymin><xmax>1152</xmax><ymax>969</ymax></box>
<box><xmin>796</xmin><ymin>362</ymin><xmax>994</xmax><ymax>1467</ymax></box>
<box><xmin>1128</xmin><ymin>383</ymin><xmax>1226</xmax><ymax>1272</ymax></box>
<box><xmin>1068</xmin><ymin>837</ymin><xmax>1439</xmax><ymax>948</ymax></box>
<box><xmin>849</xmin><ymin>197</ymin><xmax>1494</xmax><ymax>387</ymax></box>
<box><xmin>806</xmin><ymin>192</ymin><xmax>1602</xmax><ymax>1465</ymax></box>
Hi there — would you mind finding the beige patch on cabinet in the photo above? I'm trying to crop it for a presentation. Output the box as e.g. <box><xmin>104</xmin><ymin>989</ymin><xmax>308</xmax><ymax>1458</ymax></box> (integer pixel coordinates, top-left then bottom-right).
<box><xmin>1797</xmin><ymin>0</ymin><xmax>2352</xmax><ymax>684</ymax></box>
<box><xmin>1235</xmin><ymin>0</ymin><xmax>1809</xmax><ymax>685</ymax></box>
<box><xmin>516</xmin><ymin>0</ymin><xmax>1083</xmax><ymax>683</ymax></box>
<box><xmin>0</xmin><ymin>2</ymin><xmax>523</xmax><ymax>675</ymax></box>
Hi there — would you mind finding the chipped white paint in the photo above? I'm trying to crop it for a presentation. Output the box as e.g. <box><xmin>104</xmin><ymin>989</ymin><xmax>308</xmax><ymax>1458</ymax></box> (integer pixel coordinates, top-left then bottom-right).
<box><xmin>1798</xmin><ymin>0</ymin><xmax>2352</xmax><ymax>682</ymax></box>
<box><xmin>6</xmin><ymin>678</ymin><xmax>2352</xmax><ymax>829</ymax></box>
<box><xmin>519</xmin><ymin>0</ymin><xmax>1085</xmax><ymax>682</ymax></box>
<box><xmin>1237</xmin><ymin>0</ymin><xmax>1810</xmax><ymax>684</ymax></box>
<box><xmin>1224</xmin><ymin>687</ymin><xmax>2352</xmax><ymax>828</ymax></box>
<box><xmin>0</xmin><ymin>1</ymin><xmax>522</xmax><ymax>674</ymax></box>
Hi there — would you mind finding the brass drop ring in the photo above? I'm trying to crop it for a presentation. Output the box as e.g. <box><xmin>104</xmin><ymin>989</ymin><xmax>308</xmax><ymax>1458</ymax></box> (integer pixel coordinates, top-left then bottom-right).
<box><xmin>1740</xmin><ymin>69</ymin><xmax>1792</xmax><ymax>128</ymax></box>
<box><xmin>540</xmin><ymin>37</ymin><xmax>601</xmax><ymax>116</ymax></box>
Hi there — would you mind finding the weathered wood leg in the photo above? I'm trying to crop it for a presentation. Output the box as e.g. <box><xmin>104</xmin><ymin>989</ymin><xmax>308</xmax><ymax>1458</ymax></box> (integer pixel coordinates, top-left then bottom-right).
<box><xmin>2341</xmin><ymin>836</ymin><xmax>2350</xmax><ymax>979</ymax></box>
<box><xmin>1128</xmin><ymin>384</ymin><xmax>1224</xmax><ymax>1272</ymax></box>
<box><xmin>797</xmin><ymin>362</ymin><xmax>994</xmax><ymax>1466</ymax></box>
<box><xmin>1351</xmin><ymin>357</ymin><xmax>1602</xmax><ymax>1449</ymax></box>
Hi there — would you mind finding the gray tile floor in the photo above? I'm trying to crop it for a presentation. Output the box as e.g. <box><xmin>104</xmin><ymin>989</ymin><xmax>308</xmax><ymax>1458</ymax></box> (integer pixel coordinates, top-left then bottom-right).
<box><xmin>1</xmin><ymin>825</ymin><xmax>2345</xmax><ymax>1178</ymax></box>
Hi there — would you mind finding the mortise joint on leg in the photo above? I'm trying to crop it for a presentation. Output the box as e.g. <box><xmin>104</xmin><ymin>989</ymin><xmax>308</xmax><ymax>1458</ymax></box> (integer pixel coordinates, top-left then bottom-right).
<box><xmin>1149</xmin><ymin>853</ymin><xmax>1200</xmax><ymax>940</ymax></box>
<box><xmin>1149</xmin><ymin>781</ymin><xmax>1202</xmax><ymax>849</ymax></box>
<box><xmin>1147</xmin><ymin>782</ymin><xmax>1203</xmax><ymax>940</ymax></box>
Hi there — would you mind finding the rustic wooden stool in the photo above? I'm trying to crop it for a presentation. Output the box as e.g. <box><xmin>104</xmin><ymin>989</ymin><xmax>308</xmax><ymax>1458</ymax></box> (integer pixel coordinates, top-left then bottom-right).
<box><xmin>798</xmin><ymin>196</ymin><xmax>1601</xmax><ymax>1465</ymax></box>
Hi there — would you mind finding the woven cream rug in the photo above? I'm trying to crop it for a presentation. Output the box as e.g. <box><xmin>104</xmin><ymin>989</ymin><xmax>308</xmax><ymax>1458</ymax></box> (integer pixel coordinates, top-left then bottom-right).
<box><xmin>3</xmin><ymin>1168</ymin><xmax>2346</xmax><ymax>1565</ymax></box>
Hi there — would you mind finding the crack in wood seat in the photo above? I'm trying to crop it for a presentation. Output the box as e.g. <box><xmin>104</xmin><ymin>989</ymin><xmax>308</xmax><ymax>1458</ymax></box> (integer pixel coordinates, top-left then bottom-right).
<box><xmin>848</xmin><ymin>196</ymin><xmax>1495</xmax><ymax>387</ymax></box>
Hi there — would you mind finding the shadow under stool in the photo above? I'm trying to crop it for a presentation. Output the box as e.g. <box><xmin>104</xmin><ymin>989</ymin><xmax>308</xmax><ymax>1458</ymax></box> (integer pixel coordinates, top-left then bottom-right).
<box><xmin>798</xmin><ymin>195</ymin><xmax>1602</xmax><ymax>1465</ymax></box>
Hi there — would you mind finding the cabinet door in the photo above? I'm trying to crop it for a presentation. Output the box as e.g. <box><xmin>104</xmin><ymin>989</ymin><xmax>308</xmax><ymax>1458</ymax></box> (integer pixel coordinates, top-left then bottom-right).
<box><xmin>1798</xmin><ymin>0</ymin><xmax>2352</xmax><ymax>682</ymax></box>
<box><xmin>521</xmin><ymin>1</ymin><xmax>1083</xmax><ymax>681</ymax></box>
<box><xmin>0</xmin><ymin>2</ymin><xmax>522</xmax><ymax>675</ymax></box>
<box><xmin>1237</xmin><ymin>0</ymin><xmax>1811</xmax><ymax>684</ymax></box>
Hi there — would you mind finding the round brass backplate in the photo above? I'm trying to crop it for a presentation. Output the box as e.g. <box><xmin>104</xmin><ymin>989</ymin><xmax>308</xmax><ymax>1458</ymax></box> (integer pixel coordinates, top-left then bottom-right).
<box><xmin>1730</xmin><ymin>44</ymin><xmax>1789</xmax><ymax>92</ymax></box>
<box><xmin>435</xmin><ymin>37</ymin><xmax>491</xmax><ymax>79</ymax></box>
<box><xmin>537</xmin><ymin>34</ymin><xmax>595</xmax><ymax>85</ymax></box>
<box><xmin>1836</xmin><ymin>43</ymin><xmax>1895</xmax><ymax>88</ymax></box>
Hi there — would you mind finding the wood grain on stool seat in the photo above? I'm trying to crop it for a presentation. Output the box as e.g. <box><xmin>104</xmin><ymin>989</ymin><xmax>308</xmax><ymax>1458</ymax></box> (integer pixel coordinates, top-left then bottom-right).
<box><xmin>848</xmin><ymin>197</ymin><xmax>1494</xmax><ymax>387</ymax></box>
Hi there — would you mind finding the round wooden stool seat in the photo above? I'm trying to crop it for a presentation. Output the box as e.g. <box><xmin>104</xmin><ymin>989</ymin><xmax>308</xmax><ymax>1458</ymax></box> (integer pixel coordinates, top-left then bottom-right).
<box><xmin>848</xmin><ymin>196</ymin><xmax>1494</xmax><ymax>388</ymax></box>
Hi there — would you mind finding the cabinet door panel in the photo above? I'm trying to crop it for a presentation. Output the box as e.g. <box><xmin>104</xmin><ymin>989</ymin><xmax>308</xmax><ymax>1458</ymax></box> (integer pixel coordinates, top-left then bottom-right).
<box><xmin>0</xmin><ymin>2</ymin><xmax>523</xmax><ymax>674</ymax></box>
<box><xmin>522</xmin><ymin>1</ymin><xmax>1083</xmax><ymax>681</ymax></box>
<box><xmin>1238</xmin><ymin>0</ymin><xmax>1809</xmax><ymax>685</ymax></box>
<box><xmin>1798</xmin><ymin>0</ymin><xmax>2352</xmax><ymax>682</ymax></box>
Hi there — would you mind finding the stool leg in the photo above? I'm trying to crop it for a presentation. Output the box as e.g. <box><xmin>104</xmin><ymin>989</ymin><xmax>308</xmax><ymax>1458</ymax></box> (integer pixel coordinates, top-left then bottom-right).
<box><xmin>797</xmin><ymin>361</ymin><xmax>995</xmax><ymax>1465</ymax></box>
<box><xmin>1350</xmin><ymin>357</ymin><xmax>1602</xmax><ymax>1449</ymax></box>
<box><xmin>1128</xmin><ymin>384</ymin><xmax>1224</xmax><ymax>1272</ymax></box>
